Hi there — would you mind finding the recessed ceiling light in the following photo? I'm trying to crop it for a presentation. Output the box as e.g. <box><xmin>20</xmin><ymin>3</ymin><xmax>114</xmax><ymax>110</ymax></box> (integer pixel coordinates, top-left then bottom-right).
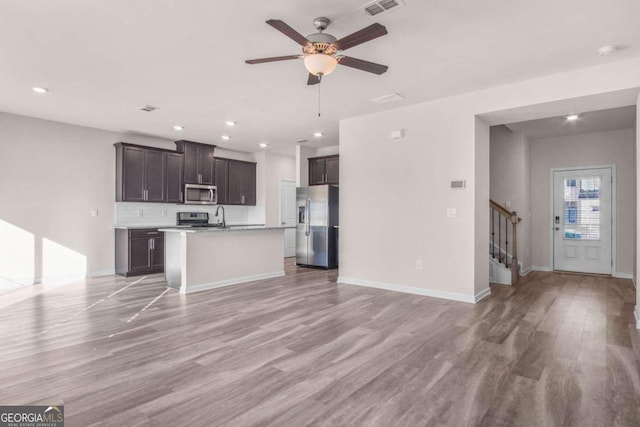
<box><xmin>173</xmin><ymin>125</ymin><xmax>184</xmax><ymax>131</ymax></box>
<box><xmin>566</xmin><ymin>114</ymin><xmax>580</xmax><ymax>121</ymax></box>
<box><xmin>259</xmin><ymin>143</ymin><xmax>268</xmax><ymax>148</ymax></box>
<box><xmin>32</xmin><ymin>87</ymin><xmax>49</xmax><ymax>94</ymax></box>
<box><xmin>597</xmin><ymin>45</ymin><xmax>617</xmax><ymax>56</ymax></box>
<box><xmin>225</xmin><ymin>121</ymin><xmax>237</xmax><ymax>127</ymax></box>
<box><xmin>221</xmin><ymin>135</ymin><xmax>231</xmax><ymax>141</ymax></box>
<box><xmin>313</xmin><ymin>132</ymin><xmax>323</xmax><ymax>138</ymax></box>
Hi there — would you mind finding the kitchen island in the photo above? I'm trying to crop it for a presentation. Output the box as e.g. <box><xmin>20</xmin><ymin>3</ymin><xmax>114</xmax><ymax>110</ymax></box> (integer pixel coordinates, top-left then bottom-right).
<box><xmin>159</xmin><ymin>226</ymin><xmax>288</xmax><ymax>293</ymax></box>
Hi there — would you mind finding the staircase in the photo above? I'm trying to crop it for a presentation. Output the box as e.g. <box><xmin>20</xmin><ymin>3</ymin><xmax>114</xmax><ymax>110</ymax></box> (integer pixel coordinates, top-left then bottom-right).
<box><xmin>489</xmin><ymin>200</ymin><xmax>521</xmax><ymax>285</ymax></box>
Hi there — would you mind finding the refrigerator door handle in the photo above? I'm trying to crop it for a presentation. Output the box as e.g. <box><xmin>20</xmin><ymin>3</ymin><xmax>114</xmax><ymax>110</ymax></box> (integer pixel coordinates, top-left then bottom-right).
<box><xmin>306</xmin><ymin>198</ymin><xmax>310</xmax><ymax>236</ymax></box>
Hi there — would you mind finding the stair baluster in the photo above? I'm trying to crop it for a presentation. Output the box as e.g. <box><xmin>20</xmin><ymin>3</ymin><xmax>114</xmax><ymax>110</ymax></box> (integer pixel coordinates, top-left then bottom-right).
<box><xmin>489</xmin><ymin>200</ymin><xmax>521</xmax><ymax>284</ymax></box>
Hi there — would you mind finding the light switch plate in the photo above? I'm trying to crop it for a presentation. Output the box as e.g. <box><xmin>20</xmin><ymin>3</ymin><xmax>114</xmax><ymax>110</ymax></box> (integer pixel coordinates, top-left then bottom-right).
<box><xmin>447</xmin><ymin>208</ymin><xmax>457</xmax><ymax>218</ymax></box>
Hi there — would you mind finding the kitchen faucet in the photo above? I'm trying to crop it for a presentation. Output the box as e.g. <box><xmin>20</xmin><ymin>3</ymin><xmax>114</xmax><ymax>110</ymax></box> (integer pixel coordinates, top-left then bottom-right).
<box><xmin>215</xmin><ymin>205</ymin><xmax>226</xmax><ymax>228</ymax></box>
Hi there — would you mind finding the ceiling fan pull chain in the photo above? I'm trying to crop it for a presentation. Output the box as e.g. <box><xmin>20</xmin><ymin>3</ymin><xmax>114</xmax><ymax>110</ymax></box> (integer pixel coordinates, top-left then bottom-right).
<box><xmin>318</xmin><ymin>76</ymin><xmax>322</xmax><ymax>117</ymax></box>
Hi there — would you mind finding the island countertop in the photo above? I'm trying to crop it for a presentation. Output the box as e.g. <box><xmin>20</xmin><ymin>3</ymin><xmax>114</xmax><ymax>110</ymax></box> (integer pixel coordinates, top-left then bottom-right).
<box><xmin>159</xmin><ymin>225</ymin><xmax>293</xmax><ymax>233</ymax></box>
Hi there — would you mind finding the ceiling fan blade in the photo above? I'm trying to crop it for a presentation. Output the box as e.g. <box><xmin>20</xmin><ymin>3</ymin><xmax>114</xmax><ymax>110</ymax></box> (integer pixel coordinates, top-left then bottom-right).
<box><xmin>307</xmin><ymin>73</ymin><xmax>320</xmax><ymax>86</ymax></box>
<box><xmin>332</xmin><ymin>23</ymin><xmax>387</xmax><ymax>51</ymax></box>
<box><xmin>338</xmin><ymin>56</ymin><xmax>388</xmax><ymax>75</ymax></box>
<box><xmin>266</xmin><ymin>19</ymin><xmax>313</xmax><ymax>47</ymax></box>
<box><xmin>245</xmin><ymin>55</ymin><xmax>301</xmax><ymax>64</ymax></box>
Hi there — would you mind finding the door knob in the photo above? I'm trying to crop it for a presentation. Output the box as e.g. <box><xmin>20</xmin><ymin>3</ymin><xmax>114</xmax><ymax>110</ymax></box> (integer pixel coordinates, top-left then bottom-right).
<box><xmin>555</xmin><ymin>227</ymin><xmax>560</xmax><ymax>231</ymax></box>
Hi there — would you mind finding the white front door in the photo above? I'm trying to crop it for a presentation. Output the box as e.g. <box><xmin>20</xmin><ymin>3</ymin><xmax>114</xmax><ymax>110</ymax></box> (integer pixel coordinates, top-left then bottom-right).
<box><xmin>280</xmin><ymin>180</ymin><xmax>297</xmax><ymax>257</ymax></box>
<box><xmin>552</xmin><ymin>167</ymin><xmax>612</xmax><ymax>274</ymax></box>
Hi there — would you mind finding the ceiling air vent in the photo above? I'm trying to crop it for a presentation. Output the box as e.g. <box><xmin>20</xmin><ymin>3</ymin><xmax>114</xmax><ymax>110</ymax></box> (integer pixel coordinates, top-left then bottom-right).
<box><xmin>371</xmin><ymin>93</ymin><xmax>404</xmax><ymax>104</ymax></box>
<box><xmin>140</xmin><ymin>105</ymin><xmax>158</xmax><ymax>112</ymax></box>
<box><xmin>362</xmin><ymin>0</ymin><xmax>405</xmax><ymax>17</ymax></box>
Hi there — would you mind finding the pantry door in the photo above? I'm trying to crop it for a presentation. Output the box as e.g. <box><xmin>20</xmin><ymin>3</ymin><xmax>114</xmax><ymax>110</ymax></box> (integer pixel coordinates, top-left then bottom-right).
<box><xmin>552</xmin><ymin>167</ymin><xmax>612</xmax><ymax>275</ymax></box>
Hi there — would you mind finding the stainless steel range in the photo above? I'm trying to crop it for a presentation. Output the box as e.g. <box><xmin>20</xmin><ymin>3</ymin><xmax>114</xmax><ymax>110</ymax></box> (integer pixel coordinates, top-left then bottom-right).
<box><xmin>177</xmin><ymin>212</ymin><xmax>221</xmax><ymax>228</ymax></box>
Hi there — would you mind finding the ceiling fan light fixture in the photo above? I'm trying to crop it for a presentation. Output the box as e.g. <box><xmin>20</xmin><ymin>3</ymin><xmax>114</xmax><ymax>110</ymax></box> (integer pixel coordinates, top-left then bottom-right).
<box><xmin>304</xmin><ymin>54</ymin><xmax>338</xmax><ymax>77</ymax></box>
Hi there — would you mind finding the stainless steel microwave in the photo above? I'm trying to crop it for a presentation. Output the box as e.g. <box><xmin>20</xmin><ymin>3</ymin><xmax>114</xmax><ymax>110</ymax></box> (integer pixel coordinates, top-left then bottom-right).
<box><xmin>184</xmin><ymin>183</ymin><xmax>217</xmax><ymax>205</ymax></box>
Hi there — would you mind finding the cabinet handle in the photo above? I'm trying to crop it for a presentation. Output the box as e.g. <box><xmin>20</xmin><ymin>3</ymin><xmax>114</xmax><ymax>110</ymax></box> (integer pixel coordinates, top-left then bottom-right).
<box><xmin>198</xmin><ymin>174</ymin><xmax>202</xmax><ymax>184</ymax></box>
<box><xmin>241</xmin><ymin>195</ymin><xmax>245</xmax><ymax>204</ymax></box>
<box><xmin>180</xmin><ymin>191</ymin><xmax>183</xmax><ymax>202</ymax></box>
<box><xmin>148</xmin><ymin>239</ymin><xmax>152</xmax><ymax>265</ymax></box>
<box><xmin>209</xmin><ymin>189</ymin><xmax>214</xmax><ymax>202</ymax></box>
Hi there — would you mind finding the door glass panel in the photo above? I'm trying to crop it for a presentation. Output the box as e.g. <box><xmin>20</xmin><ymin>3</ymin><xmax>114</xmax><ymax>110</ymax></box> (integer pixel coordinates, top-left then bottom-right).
<box><xmin>563</xmin><ymin>176</ymin><xmax>600</xmax><ymax>240</ymax></box>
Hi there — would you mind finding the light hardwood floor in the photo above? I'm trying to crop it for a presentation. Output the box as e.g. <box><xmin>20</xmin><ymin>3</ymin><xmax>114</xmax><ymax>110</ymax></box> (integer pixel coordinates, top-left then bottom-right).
<box><xmin>1</xmin><ymin>260</ymin><xmax>639</xmax><ymax>426</ymax></box>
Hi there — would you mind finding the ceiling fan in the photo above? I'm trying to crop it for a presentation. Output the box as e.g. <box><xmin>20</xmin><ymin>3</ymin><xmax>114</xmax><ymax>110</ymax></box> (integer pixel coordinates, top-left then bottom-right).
<box><xmin>245</xmin><ymin>17</ymin><xmax>389</xmax><ymax>85</ymax></box>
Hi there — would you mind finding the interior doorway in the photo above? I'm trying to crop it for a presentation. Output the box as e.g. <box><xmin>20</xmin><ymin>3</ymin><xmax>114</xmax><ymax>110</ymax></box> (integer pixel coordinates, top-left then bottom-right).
<box><xmin>552</xmin><ymin>166</ymin><xmax>614</xmax><ymax>274</ymax></box>
<box><xmin>279</xmin><ymin>180</ymin><xmax>297</xmax><ymax>257</ymax></box>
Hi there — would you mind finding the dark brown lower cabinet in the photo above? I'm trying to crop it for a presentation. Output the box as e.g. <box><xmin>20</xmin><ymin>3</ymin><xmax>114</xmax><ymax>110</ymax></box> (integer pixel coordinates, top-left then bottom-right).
<box><xmin>115</xmin><ymin>229</ymin><xmax>164</xmax><ymax>277</ymax></box>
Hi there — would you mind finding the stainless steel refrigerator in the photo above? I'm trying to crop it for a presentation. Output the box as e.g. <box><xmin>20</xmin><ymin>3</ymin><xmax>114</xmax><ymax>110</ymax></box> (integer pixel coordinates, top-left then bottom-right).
<box><xmin>296</xmin><ymin>185</ymin><xmax>339</xmax><ymax>269</ymax></box>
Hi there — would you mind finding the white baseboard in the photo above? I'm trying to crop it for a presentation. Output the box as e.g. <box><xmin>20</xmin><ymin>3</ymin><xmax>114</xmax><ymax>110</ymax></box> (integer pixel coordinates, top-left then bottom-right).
<box><xmin>613</xmin><ymin>272</ymin><xmax>634</xmax><ymax>280</ymax></box>
<box><xmin>89</xmin><ymin>269</ymin><xmax>116</xmax><ymax>278</ymax></box>
<box><xmin>531</xmin><ymin>266</ymin><xmax>553</xmax><ymax>272</ymax></box>
<box><xmin>520</xmin><ymin>267</ymin><xmax>532</xmax><ymax>276</ymax></box>
<box><xmin>337</xmin><ymin>276</ymin><xmax>488</xmax><ymax>304</ymax></box>
<box><xmin>634</xmin><ymin>306</ymin><xmax>640</xmax><ymax>329</ymax></box>
<box><xmin>180</xmin><ymin>271</ymin><xmax>285</xmax><ymax>294</ymax></box>
<box><xmin>474</xmin><ymin>287</ymin><xmax>492</xmax><ymax>303</ymax></box>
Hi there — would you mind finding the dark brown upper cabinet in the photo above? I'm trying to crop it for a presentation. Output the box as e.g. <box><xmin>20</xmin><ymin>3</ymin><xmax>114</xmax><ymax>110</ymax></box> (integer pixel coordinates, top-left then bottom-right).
<box><xmin>228</xmin><ymin>159</ymin><xmax>256</xmax><ymax>205</ymax></box>
<box><xmin>116</xmin><ymin>143</ymin><xmax>179</xmax><ymax>202</ymax></box>
<box><xmin>214</xmin><ymin>158</ymin><xmax>229</xmax><ymax>205</ymax></box>
<box><xmin>175</xmin><ymin>140</ymin><xmax>216</xmax><ymax>185</ymax></box>
<box><xmin>215</xmin><ymin>158</ymin><xmax>256</xmax><ymax>205</ymax></box>
<box><xmin>166</xmin><ymin>152</ymin><xmax>184</xmax><ymax>203</ymax></box>
<box><xmin>309</xmin><ymin>155</ymin><xmax>339</xmax><ymax>186</ymax></box>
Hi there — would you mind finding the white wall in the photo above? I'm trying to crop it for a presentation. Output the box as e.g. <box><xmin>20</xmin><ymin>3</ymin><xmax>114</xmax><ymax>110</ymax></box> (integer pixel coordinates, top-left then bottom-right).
<box><xmin>530</xmin><ymin>129</ymin><xmax>635</xmax><ymax>275</ymax></box>
<box><xmin>636</xmin><ymin>92</ymin><xmax>640</xmax><ymax>327</ymax></box>
<box><xmin>295</xmin><ymin>145</ymin><xmax>315</xmax><ymax>187</ymax></box>
<box><xmin>0</xmin><ymin>112</ymin><xmax>175</xmax><ymax>284</ymax></box>
<box><xmin>262</xmin><ymin>152</ymin><xmax>295</xmax><ymax>226</ymax></box>
<box><xmin>490</xmin><ymin>126</ymin><xmax>532</xmax><ymax>271</ymax></box>
<box><xmin>339</xmin><ymin>56</ymin><xmax>640</xmax><ymax>302</ymax></box>
<box><xmin>315</xmin><ymin>145</ymin><xmax>339</xmax><ymax>157</ymax></box>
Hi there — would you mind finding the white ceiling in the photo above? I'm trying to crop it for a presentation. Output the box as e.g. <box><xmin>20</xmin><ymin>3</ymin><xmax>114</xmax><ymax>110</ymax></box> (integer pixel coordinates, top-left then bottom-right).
<box><xmin>1</xmin><ymin>0</ymin><xmax>639</xmax><ymax>155</ymax></box>
<box><xmin>505</xmin><ymin>105</ymin><xmax>637</xmax><ymax>140</ymax></box>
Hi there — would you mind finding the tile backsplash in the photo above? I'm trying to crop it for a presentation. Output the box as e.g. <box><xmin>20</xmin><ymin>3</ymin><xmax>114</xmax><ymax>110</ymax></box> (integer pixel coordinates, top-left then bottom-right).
<box><xmin>115</xmin><ymin>202</ymin><xmax>265</xmax><ymax>227</ymax></box>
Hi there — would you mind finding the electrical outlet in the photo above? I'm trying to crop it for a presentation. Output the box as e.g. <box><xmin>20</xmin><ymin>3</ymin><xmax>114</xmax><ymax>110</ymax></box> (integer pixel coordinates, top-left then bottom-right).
<box><xmin>162</xmin><ymin>209</ymin><xmax>167</xmax><ymax>217</ymax></box>
<box><xmin>137</xmin><ymin>209</ymin><xmax>144</xmax><ymax>217</ymax></box>
<box><xmin>416</xmin><ymin>260</ymin><xmax>423</xmax><ymax>270</ymax></box>
<box><xmin>446</xmin><ymin>208</ymin><xmax>457</xmax><ymax>218</ymax></box>
<box><xmin>90</xmin><ymin>209</ymin><xmax>99</xmax><ymax>217</ymax></box>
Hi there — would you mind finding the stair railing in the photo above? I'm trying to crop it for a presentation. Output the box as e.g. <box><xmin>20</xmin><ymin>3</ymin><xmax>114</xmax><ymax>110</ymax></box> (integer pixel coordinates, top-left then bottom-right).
<box><xmin>490</xmin><ymin>199</ymin><xmax>521</xmax><ymax>284</ymax></box>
